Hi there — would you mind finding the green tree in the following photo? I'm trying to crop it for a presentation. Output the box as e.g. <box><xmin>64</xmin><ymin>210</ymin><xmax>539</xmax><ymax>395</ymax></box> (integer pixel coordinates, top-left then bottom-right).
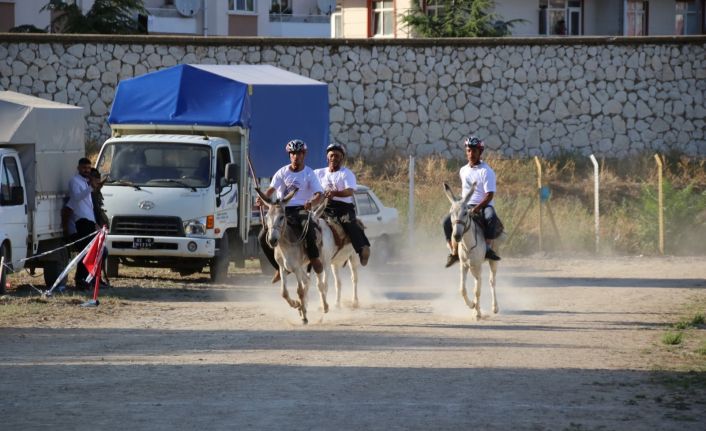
<box><xmin>402</xmin><ymin>0</ymin><xmax>523</xmax><ymax>37</ymax></box>
<box><xmin>42</xmin><ymin>0</ymin><xmax>147</xmax><ymax>34</ymax></box>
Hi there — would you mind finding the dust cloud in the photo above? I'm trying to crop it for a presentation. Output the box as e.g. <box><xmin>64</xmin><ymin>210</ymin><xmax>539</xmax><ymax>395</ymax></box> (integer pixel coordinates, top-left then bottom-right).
<box><xmin>235</xmin><ymin>227</ymin><xmax>544</xmax><ymax>324</ymax></box>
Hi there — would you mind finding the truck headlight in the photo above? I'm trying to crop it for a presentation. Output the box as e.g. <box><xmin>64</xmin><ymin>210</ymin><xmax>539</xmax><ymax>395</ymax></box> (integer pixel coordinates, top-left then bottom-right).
<box><xmin>183</xmin><ymin>218</ymin><xmax>207</xmax><ymax>236</ymax></box>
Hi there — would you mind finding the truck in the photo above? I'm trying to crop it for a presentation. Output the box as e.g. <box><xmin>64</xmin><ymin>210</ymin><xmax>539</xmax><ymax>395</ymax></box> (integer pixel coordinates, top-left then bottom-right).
<box><xmin>96</xmin><ymin>64</ymin><xmax>329</xmax><ymax>282</ymax></box>
<box><xmin>0</xmin><ymin>91</ymin><xmax>85</xmax><ymax>293</ymax></box>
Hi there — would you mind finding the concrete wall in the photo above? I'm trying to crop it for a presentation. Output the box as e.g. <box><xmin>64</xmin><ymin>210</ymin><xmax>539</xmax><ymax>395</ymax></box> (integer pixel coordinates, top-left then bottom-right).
<box><xmin>0</xmin><ymin>34</ymin><xmax>704</xmax><ymax>159</ymax></box>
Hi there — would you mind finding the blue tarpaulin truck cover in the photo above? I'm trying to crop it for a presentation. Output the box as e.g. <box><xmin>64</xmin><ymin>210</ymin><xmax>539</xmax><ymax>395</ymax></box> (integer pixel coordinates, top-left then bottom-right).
<box><xmin>108</xmin><ymin>64</ymin><xmax>329</xmax><ymax>175</ymax></box>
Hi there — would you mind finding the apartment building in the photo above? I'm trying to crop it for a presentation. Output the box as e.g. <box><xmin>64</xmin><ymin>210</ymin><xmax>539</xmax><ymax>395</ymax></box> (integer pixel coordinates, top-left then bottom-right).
<box><xmin>0</xmin><ymin>0</ymin><xmax>333</xmax><ymax>37</ymax></box>
<box><xmin>332</xmin><ymin>0</ymin><xmax>706</xmax><ymax>38</ymax></box>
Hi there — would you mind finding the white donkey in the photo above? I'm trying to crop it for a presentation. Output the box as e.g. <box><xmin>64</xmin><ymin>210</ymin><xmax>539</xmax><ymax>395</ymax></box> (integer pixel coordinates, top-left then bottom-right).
<box><xmin>312</xmin><ymin>200</ymin><xmax>361</xmax><ymax>309</ymax></box>
<box><xmin>444</xmin><ymin>182</ymin><xmax>503</xmax><ymax>320</ymax></box>
<box><xmin>256</xmin><ymin>188</ymin><xmax>335</xmax><ymax>324</ymax></box>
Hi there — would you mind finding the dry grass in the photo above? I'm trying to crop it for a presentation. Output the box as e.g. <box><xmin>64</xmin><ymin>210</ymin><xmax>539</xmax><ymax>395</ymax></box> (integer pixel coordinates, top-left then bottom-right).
<box><xmin>350</xmin><ymin>152</ymin><xmax>706</xmax><ymax>256</ymax></box>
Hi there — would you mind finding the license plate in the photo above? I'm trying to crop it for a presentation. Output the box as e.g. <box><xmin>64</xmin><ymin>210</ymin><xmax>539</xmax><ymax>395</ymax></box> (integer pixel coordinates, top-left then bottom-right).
<box><xmin>132</xmin><ymin>237</ymin><xmax>154</xmax><ymax>249</ymax></box>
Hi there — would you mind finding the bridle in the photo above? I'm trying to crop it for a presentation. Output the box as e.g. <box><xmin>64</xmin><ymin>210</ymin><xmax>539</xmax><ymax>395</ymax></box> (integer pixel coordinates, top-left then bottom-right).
<box><xmin>452</xmin><ymin>204</ymin><xmax>480</xmax><ymax>251</ymax></box>
<box><xmin>266</xmin><ymin>205</ymin><xmax>309</xmax><ymax>247</ymax></box>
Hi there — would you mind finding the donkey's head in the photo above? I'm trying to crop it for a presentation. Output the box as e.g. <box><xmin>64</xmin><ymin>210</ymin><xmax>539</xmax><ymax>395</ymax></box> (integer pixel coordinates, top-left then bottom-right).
<box><xmin>443</xmin><ymin>182</ymin><xmax>476</xmax><ymax>242</ymax></box>
<box><xmin>255</xmin><ymin>187</ymin><xmax>298</xmax><ymax>248</ymax></box>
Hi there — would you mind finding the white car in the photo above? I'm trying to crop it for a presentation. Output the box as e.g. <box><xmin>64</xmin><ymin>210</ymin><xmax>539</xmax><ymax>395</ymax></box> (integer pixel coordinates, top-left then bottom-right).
<box><xmin>257</xmin><ymin>185</ymin><xmax>400</xmax><ymax>272</ymax></box>
<box><xmin>354</xmin><ymin>185</ymin><xmax>400</xmax><ymax>265</ymax></box>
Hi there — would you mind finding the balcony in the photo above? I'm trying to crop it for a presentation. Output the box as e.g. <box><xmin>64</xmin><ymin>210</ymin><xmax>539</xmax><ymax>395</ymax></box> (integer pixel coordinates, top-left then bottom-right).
<box><xmin>146</xmin><ymin>7</ymin><xmax>199</xmax><ymax>35</ymax></box>
<box><xmin>265</xmin><ymin>12</ymin><xmax>331</xmax><ymax>37</ymax></box>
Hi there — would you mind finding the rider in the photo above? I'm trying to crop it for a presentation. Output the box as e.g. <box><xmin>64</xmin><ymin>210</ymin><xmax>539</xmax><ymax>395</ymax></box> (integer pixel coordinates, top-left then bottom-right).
<box><xmin>443</xmin><ymin>135</ymin><xmax>503</xmax><ymax>267</ymax></box>
<box><xmin>258</xmin><ymin>139</ymin><xmax>324</xmax><ymax>281</ymax></box>
<box><xmin>314</xmin><ymin>143</ymin><xmax>371</xmax><ymax>266</ymax></box>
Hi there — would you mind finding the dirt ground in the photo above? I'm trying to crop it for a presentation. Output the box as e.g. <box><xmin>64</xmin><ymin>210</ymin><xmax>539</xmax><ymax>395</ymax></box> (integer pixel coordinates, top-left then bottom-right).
<box><xmin>1</xmin><ymin>255</ymin><xmax>705</xmax><ymax>430</ymax></box>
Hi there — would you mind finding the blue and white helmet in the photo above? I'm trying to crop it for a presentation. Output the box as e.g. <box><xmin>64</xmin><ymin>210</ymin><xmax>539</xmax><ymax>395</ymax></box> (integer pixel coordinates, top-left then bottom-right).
<box><xmin>285</xmin><ymin>139</ymin><xmax>308</xmax><ymax>153</ymax></box>
<box><xmin>464</xmin><ymin>135</ymin><xmax>485</xmax><ymax>151</ymax></box>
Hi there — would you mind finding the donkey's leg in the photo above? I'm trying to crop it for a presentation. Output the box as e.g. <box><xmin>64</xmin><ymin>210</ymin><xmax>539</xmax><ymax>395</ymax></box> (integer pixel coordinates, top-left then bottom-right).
<box><xmin>470</xmin><ymin>264</ymin><xmax>483</xmax><ymax>320</ymax></box>
<box><xmin>295</xmin><ymin>270</ymin><xmax>309</xmax><ymax>324</ymax></box>
<box><xmin>331</xmin><ymin>263</ymin><xmax>343</xmax><ymax>308</ymax></box>
<box><xmin>314</xmin><ymin>268</ymin><xmax>329</xmax><ymax>314</ymax></box>
<box><xmin>349</xmin><ymin>256</ymin><xmax>360</xmax><ymax>309</ymax></box>
<box><xmin>459</xmin><ymin>262</ymin><xmax>475</xmax><ymax>310</ymax></box>
<box><xmin>279</xmin><ymin>267</ymin><xmax>300</xmax><ymax>309</ymax></box>
<box><xmin>488</xmin><ymin>260</ymin><xmax>499</xmax><ymax>314</ymax></box>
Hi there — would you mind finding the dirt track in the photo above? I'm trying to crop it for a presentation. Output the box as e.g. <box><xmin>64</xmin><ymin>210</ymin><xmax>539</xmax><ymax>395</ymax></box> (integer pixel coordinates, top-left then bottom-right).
<box><xmin>1</xmin><ymin>256</ymin><xmax>705</xmax><ymax>430</ymax></box>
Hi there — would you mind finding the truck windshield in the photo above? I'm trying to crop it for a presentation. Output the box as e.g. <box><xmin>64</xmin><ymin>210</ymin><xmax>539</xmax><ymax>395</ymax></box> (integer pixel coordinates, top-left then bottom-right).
<box><xmin>97</xmin><ymin>142</ymin><xmax>212</xmax><ymax>188</ymax></box>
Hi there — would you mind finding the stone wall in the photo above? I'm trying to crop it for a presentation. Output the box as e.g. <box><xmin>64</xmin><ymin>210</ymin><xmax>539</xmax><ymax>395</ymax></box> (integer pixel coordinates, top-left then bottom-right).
<box><xmin>1</xmin><ymin>34</ymin><xmax>704</xmax><ymax>159</ymax></box>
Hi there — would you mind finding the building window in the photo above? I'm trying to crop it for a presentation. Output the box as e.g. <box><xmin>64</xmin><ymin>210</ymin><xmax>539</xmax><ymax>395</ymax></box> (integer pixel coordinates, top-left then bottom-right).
<box><xmin>539</xmin><ymin>0</ymin><xmax>582</xmax><ymax>35</ymax></box>
<box><xmin>229</xmin><ymin>0</ymin><xmax>256</xmax><ymax>13</ymax></box>
<box><xmin>626</xmin><ymin>0</ymin><xmax>648</xmax><ymax>35</ymax></box>
<box><xmin>269</xmin><ymin>0</ymin><xmax>290</xmax><ymax>14</ymax></box>
<box><xmin>371</xmin><ymin>0</ymin><xmax>394</xmax><ymax>37</ymax></box>
<box><xmin>675</xmin><ymin>1</ymin><xmax>703</xmax><ymax>34</ymax></box>
<box><xmin>424</xmin><ymin>0</ymin><xmax>444</xmax><ymax>17</ymax></box>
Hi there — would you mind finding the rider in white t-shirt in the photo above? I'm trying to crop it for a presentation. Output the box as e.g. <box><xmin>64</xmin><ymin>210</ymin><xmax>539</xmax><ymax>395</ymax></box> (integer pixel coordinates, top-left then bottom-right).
<box><xmin>314</xmin><ymin>143</ymin><xmax>371</xmax><ymax>266</ymax></box>
<box><xmin>443</xmin><ymin>136</ymin><xmax>503</xmax><ymax>267</ymax></box>
<box><xmin>257</xmin><ymin>139</ymin><xmax>324</xmax><ymax>279</ymax></box>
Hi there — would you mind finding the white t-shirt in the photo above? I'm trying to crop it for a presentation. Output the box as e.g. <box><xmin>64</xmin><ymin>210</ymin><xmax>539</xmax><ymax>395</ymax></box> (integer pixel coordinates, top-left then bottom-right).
<box><xmin>459</xmin><ymin>161</ymin><xmax>496</xmax><ymax>206</ymax></box>
<box><xmin>67</xmin><ymin>173</ymin><xmax>96</xmax><ymax>227</ymax></box>
<box><xmin>270</xmin><ymin>165</ymin><xmax>323</xmax><ymax>207</ymax></box>
<box><xmin>314</xmin><ymin>166</ymin><xmax>356</xmax><ymax>204</ymax></box>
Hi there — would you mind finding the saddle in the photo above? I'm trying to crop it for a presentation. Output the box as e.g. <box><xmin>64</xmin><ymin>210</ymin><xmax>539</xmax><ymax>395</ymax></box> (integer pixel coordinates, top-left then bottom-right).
<box><xmin>323</xmin><ymin>216</ymin><xmax>368</xmax><ymax>248</ymax></box>
<box><xmin>471</xmin><ymin>212</ymin><xmax>505</xmax><ymax>239</ymax></box>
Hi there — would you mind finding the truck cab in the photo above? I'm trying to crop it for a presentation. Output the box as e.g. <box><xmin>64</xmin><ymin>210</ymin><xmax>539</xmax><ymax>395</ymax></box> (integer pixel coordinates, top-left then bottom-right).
<box><xmin>0</xmin><ymin>149</ymin><xmax>28</xmax><ymax>282</ymax></box>
<box><xmin>96</xmin><ymin>133</ymin><xmax>246</xmax><ymax>281</ymax></box>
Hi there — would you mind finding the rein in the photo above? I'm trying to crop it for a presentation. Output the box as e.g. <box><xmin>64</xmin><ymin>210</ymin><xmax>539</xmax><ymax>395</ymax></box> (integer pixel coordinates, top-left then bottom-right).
<box><xmin>453</xmin><ymin>206</ymin><xmax>480</xmax><ymax>252</ymax></box>
<box><xmin>269</xmin><ymin>208</ymin><xmax>311</xmax><ymax>246</ymax></box>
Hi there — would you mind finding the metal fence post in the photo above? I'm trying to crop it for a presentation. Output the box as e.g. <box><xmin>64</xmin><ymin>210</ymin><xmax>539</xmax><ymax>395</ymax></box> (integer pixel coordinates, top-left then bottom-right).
<box><xmin>589</xmin><ymin>154</ymin><xmax>600</xmax><ymax>254</ymax></box>
<box><xmin>654</xmin><ymin>153</ymin><xmax>664</xmax><ymax>255</ymax></box>
<box><xmin>408</xmin><ymin>155</ymin><xmax>415</xmax><ymax>245</ymax></box>
<box><xmin>533</xmin><ymin>156</ymin><xmax>543</xmax><ymax>252</ymax></box>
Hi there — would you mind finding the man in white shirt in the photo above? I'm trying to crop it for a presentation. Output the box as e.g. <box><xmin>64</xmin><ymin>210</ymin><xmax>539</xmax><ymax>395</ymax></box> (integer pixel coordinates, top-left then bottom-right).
<box><xmin>444</xmin><ymin>136</ymin><xmax>503</xmax><ymax>267</ymax></box>
<box><xmin>314</xmin><ymin>143</ymin><xmax>371</xmax><ymax>266</ymax></box>
<box><xmin>67</xmin><ymin>157</ymin><xmax>101</xmax><ymax>289</ymax></box>
<box><xmin>257</xmin><ymin>139</ymin><xmax>325</xmax><ymax>280</ymax></box>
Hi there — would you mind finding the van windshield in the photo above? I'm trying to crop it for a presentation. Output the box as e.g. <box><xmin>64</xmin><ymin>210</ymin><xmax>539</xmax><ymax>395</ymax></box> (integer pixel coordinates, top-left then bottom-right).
<box><xmin>97</xmin><ymin>142</ymin><xmax>212</xmax><ymax>188</ymax></box>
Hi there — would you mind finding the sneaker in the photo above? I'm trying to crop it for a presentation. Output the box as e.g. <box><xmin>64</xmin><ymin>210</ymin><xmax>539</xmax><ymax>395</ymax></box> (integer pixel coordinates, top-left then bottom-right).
<box><xmin>445</xmin><ymin>253</ymin><xmax>459</xmax><ymax>268</ymax></box>
<box><xmin>485</xmin><ymin>248</ymin><xmax>501</xmax><ymax>261</ymax></box>
<box><xmin>359</xmin><ymin>246</ymin><xmax>370</xmax><ymax>266</ymax></box>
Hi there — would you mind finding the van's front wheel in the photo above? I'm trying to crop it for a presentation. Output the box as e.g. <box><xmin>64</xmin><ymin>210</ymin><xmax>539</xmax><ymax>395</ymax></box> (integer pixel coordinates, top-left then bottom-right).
<box><xmin>0</xmin><ymin>242</ymin><xmax>9</xmax><ymax>294</ymax></box>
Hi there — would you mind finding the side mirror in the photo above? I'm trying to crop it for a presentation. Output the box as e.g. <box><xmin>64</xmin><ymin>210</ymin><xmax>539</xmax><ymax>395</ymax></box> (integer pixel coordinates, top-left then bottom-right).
<box><xmin>224</xmin><ymin>163</ymin><xmax>239</xmax><ymax>185</ymax></box>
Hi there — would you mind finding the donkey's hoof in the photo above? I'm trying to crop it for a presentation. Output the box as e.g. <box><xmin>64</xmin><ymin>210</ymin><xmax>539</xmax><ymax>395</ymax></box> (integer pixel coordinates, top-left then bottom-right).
<box><xmin>323</xmin><ymin>303</ymin><xmax>329</xmax><ymax>313</ymax></box>
<box><xmin>351</xmin><ymin>299</ymin><xmax>359</xmax><ymax>309</ymax></box>
<box><xmin>302</xmin><ymin>317</ymin><xmax>308</xmax><ymax>325</ymax></box>
<box><xmin>493</xmin><ymin>305</ymin><xmax>499</xmax><ymax>314</ymax></box>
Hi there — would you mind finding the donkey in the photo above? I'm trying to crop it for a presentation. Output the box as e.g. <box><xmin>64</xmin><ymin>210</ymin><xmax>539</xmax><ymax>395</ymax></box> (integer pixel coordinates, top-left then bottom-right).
<box><xmin>256</xmin><ymin>188</ymin><xmax>335</xmax><ymax>324</ymax></box>
<box><xmin>443</xmin><ymin>182</ymin><xmax>503</xmax><ymax>320</ymax></box>
<box><xmin>312</xmin><ymin>200</ymin><xmax>361</xmax><ymax>309</ymax></box>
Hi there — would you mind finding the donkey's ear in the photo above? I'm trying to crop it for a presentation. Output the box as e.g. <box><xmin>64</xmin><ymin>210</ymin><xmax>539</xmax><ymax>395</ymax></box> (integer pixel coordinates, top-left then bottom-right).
<box><xmin>461</xmin><ymin>182</ymin><xmax>476</xmax><ymax>206</ymax></box>
<box><xmin>283</xmin><ymin>187</ymin><xmax>298</xmax><ymax>204</ymax></box>
<box><xmin>443</xmin><ymin>182</ymin><xmax>457</xmax><ymax>204</ymax></box>
<box><xmin>255</xmin><ymin>188</ymin><xmax>272</xmax><ymax>209</ymax></box>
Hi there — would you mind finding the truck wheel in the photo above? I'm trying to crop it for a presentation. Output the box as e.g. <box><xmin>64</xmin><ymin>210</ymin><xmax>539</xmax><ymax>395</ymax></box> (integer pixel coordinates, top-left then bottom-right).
<box><xmin>210</xmin><ymin>234</ymin><xmax>230</xmax><ymax>283</ymax></box>
<box><xmin>43</xmin><ymin>247</ymin><xmax>68</xmax><ymax>289</ymax></box>
<box><xmin>106</xmin><ymin>256</ymin><xmax>119</xmax><ymax>278</ymax></box>
<box><xmin>0</xmin><ymin>242</ymin><xmax>9</xmax><ymax>294</ymax></box>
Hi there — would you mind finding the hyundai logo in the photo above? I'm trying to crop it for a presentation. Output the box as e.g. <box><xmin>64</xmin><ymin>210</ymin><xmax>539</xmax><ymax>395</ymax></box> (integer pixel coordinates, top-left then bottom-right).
<box><xmin>138</xmin><ymin>200</ymin><xmax>155</xmax><ymax>210</ymax></box>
